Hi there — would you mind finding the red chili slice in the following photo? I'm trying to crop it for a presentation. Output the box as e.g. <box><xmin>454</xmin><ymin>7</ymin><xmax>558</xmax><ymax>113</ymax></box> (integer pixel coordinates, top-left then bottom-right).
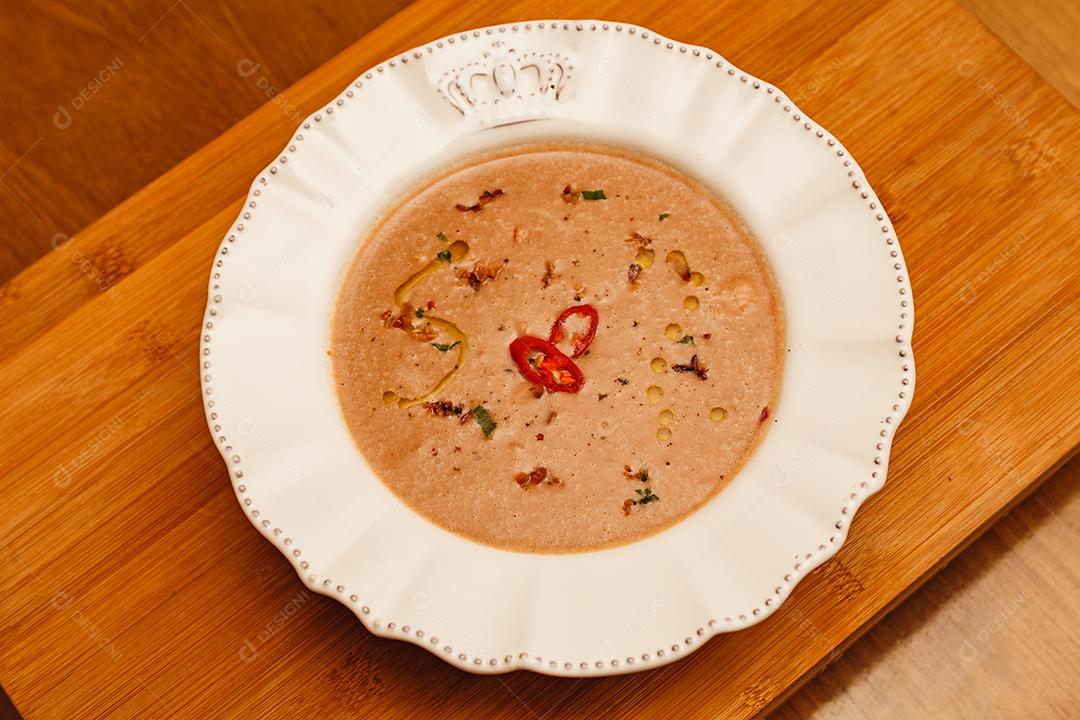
<box><xmin>548</xmin><ymin>304</ymin><xmax>599</xmax><ymax>358</ymax></box>
<box><xmin>509</xmin><ymin>336</ymin><xmax>585</xmax><ymax>393</ymax></box>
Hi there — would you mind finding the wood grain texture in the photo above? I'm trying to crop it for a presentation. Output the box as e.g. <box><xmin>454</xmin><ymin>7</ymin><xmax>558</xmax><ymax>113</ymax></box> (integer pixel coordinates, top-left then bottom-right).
<box><xmin>776</xmin><ymin>4</ymin><xmax>1080</xmax><ymax>714</ymax></box>
<box><xmin>774</xmin><ymin>456</ymin><xmax>1080</xmax><ymax>718</ymax></box>
<box><xmin>0</xmin><ymin>0</ymin><xmax>411</xmax><ymax>283</ymax></box>
<box><xmin>958</xmin><ymin>0</ymin><xmax>1080</xmax><ymax>108</ymax></box>
<box><xmin>1</xmin><ymin>1</ymin><xmax>1078</xmax><ymax>718</ymax></box>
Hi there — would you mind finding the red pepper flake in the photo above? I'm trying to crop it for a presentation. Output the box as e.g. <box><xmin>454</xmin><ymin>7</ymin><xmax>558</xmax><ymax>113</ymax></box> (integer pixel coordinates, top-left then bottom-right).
<box><xmin>672</xmin><ymin>354</ymin><xmax>709</xmax><ymax>380</ymax></box>
<box><xmin>703</xmin><ymin>333</ymin><xmax>712</xmax><ymax>340</ymax></box>
<box><xmin>455</xmin><ymin>188</ymin><xmax>504</xmax><ymax>212</ymax></box>
<box><xmin>759</xmin><ymin>406</ymin><xmax>770</xmax><ymax>422</ymax></box>
<box><xmin>426</xmin><ymin>300</ymin><xmax>436</xmax><ymax>311</ymax></box>
<box><xmin>622</xmin><ymin>499</ymin><xmax>634</xmax><ymax>516</ymax></box>
<box><xmin>561</xmin><ymin>184</ymin><xmax>580</xmax><ymax>204</ymax></box>
<box><xmin>627</xmin><ymin>263</ymin><xmax>642</xmax><ymax>286</ymax></box>
<box><xmin>536</xmin><ymin>433</ymin><xmax>544</xmax><ymax>441</ymax></box>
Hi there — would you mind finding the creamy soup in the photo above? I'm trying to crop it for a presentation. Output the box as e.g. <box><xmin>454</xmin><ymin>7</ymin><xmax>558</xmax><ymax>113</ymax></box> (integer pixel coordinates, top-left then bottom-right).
<box><xmin>331</xmin><ymin>142</ymin><xmax>784</xmax><ymax>553</ymax></box>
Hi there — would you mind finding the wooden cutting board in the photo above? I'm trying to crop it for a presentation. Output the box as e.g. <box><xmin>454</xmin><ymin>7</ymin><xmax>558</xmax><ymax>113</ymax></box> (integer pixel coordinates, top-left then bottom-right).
<box><xmin>2</xmin><ymin>0</ymin><xmax>1078</xmax><ymax>717</ymax></box>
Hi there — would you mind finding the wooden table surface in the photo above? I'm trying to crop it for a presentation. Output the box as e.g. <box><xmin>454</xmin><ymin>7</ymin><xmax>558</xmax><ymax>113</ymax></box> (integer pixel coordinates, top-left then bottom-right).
<box><xmin>1</xmin><ymin>0</ymin><xmax>1078</xmax><ymax>717</ymax></box>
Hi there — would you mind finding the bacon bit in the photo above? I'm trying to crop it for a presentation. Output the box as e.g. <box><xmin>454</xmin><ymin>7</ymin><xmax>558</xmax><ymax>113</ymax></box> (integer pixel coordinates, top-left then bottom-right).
<box><xmin>455</xmin><ymin>261</ymin><xmax>502</xmax><ymax>290</ymax></box>
<box><xmin>626</xmin><ymin>231</ymin><xmax>652</xmax><ymax>247</ymax></box>
<box><xmin>628</xmin><ymin>263</ymin><xmax>642</xmax><ymax>285</ymax></box>
<box><xmin>456</xmin><ymin>188</ymin><xmax>504</xmax><ymax>213</ymax></box>
<box><xmin>672</xmin><ymin>354</ymin><xmax>709</xmax><ymax>380</ymax></box>
<box><xmin>423</xmin><ymin>400</ymin><xmax>464</xmax><ymax>417</ymax></box>
<box><xmin>541</xmin><ymin>260</ymin><xmax>556</xmax><ymax>289</ymax></box>
<box><xmin>536</xmin><ymin>433</ymin><xmax>544</xmax><ymax>441</ymax></box>
<box><xmin>759</xmin><ymin>406</ymin><xmax>770</xmax><ymax>422</ymax></box>
<box><xmin>514</xmin><ymin>465</ymin><xmax>558</xmax><ymax>489</ymax></box>
<box><xmin>561</xmin><ymin>184</ymin><xmax>580</xmax><ymax>204</ymax></box>
<box><xmin>622</xmin><ymin>499</ymin><xmax>634</xmax><ymax>516</ymax></box>
<box><xmin>385</xmin><ymin>304</ymin><xmax>438</xmax><ymax>341</ymax></box>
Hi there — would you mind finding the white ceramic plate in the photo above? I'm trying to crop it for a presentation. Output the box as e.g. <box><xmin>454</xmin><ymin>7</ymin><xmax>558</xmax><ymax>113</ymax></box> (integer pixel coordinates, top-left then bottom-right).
<box><xmin>200</xmin><ymin>20</ymin><xmax>914</xmax><ymax>676</ymax></box>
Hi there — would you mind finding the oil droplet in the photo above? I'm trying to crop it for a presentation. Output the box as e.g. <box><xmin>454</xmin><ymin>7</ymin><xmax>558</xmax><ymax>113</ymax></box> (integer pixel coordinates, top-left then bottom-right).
<box><xmin>684</xmin><ymin>295</ymin><xmax>700</xmax><ymax>310</ymax></box>
<box><xmin>690</xmin><ymin>271</ymin><xmax>705</xmax><ymax>286</ymax></box>
<box><xmin>657</xmin><ymin>427</ymin><xmax>672</xmax><ymax>441</ymax></box>
<box><xmin>646</xmin><ymin>385</ymin><xmax>664</xmax><ymax>404</ymax></box>
<box><xmin>658</xmin><ymin>408</ymin><xmax>676</xmax><ymax>427</ymax></box>
<box><xmin>635</xmin><ymin>248</ymin><xmax>656</xmax><ymax>268</ymax></box>
<box><xmin>666</xmin><ymin>250</ymin><xmax>690</xmax><ymax>280</ymax></box>
<box><xmin>709</xmin><ymin>406</ymin><xmax>728</xmax><ymax>422</ymax></box>
<box><xmin>650</xmin><ymin>357</ymin><xmax>667</xmax><ymax>373</ymax></box>
<box><xmin>664</xmin><ymin>322</ymin><xmax>683</xmax><ymax>340</ymax></box>
<box><xmin>382</xmin><ymin>390</ymin><xmax>398</xmax><ymax>405</ymax></box>
<box><xmin>447</xmin><ymin>240</ymin><xmax>470</xmax><ymax>261</ymax></box>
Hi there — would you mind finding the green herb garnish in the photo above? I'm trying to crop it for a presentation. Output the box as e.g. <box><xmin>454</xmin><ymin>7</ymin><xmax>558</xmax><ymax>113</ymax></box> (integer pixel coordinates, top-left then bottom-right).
<box><xmin>677</xmin><ymin>335</ymin><xmax>695</xmax><ymax>345</ymax></box>
<box><xmin>431</xmin><ymin>341</ymin><xmax>461</xmax><ymax>352</ymax></box>
<box><xmin>415</xmin><ymin>307</ymin><xmax>426</xmax><ymax>319</ymax></box>
<box><xmin>581</xmin><ymin>189</ymin><xmax>606</xmax><ymax>200</ymax></box>
<box><xmin>436</xmin><ymin>249</ymin><xmax>452</xmax><ymax>263</ymax></box>
<box><xmin>472</xmin><ymin>404</ymin><xmax>497</xmax><ymax>437</ymax></box>
<box><xmin>658</xmin><ymin>212</ymin><xmax>670</xmax><ymax>221</ymax></box>
<box><xmin>436</xmin><ymin>231</ymin><xmax>449</xmax><ymax>242</ymax></box>
<box><xmin>634</xmin><ymin>487</ymin><xmax>660</xmax><ymax>505</ymax></box>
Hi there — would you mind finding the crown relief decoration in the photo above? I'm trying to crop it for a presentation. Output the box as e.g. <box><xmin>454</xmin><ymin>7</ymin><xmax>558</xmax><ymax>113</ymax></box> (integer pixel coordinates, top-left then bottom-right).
<box><xmin>438</xmin><ymin>41</ymin><xmax>573</xmax><ymax>118</ymax></box>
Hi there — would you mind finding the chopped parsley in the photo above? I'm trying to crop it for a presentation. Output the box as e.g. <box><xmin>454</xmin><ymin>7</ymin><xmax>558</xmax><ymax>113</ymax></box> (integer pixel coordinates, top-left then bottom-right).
<box><xmin>581</xmin><ymin>189</ymin><xmax>606</xmax><ymax>200</ymax></box>
<box><xmin>677</xmin><ymin>334</ymin><xmax>695</xmax><ymax>345</ymax></box>
<box><xmin>431</xmin><ymin>340</ymin><xmax>461</xmax><ymax>352</ymax></box>
<box><xmin>436</xmin><ymin>249</ymin><xmax>453</xmax><ymax>263</ymax></box>
<box><xmin>634</xmin><ymin>487</ymin><xmax>660</xmax><ymax>505</ymax></box>
<box><xmin>658</xmin><ymin>212</ymin><xmax>670</xmax><ymax>221</ymax></box>
<box><xmin>472</xmin><ymin>404</ymin><xmax>497</xmax><ymax>437</ymax></box>
<box><xmin>436</xmin><ymin>231</ymin><xmax>449</xmax><ymax>242</ymax></box>
<box><xmin>414</xmin><ymin>307</ymin><xmax>426</xmax><ymax>319</ymax></box>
